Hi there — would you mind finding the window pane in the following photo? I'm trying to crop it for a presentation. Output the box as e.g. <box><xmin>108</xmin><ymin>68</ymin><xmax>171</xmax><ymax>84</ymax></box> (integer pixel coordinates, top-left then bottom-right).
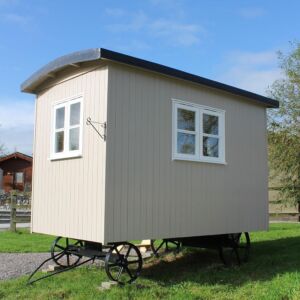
<box><xmin>70</xmin><ymin>102</ymin><xmax>81</xmax><ymax>126</ymax></box>
<box><xmin>55</xmin><ymin>107</ymin><xmax>65</xmax><ymax>129</ymax></box>
<box><xmin>69</xmin><ymin>127</ymin><xmax>80</xmax><ymax>151</ymax></box>
<box><xmin>203</xmin><ymin>114</ymin><xmax>218</xmax><ymax>135</ymax></box>
<box><xmin>55</xmin><ymin>131</ymin><xmax>64</xmax><ymax>153</ymax></box>
<box><xmin>177</xmin><ymin>108</ymin><xmax>195</xmax><ymax>131</ymax></box>
<box><xmin>15</xmin><ymin>172</ymin><xmax>23</xmax><ymax>184</ymax></box>
<box><xmin>203</xmin><ymin>137</ymin><xmax>219</xmax><ymax>157</ymax></box>
<box><xmin>177</xmin><ymin>132</ymin><xmax>195</xmax><ymax>154</ymax></box>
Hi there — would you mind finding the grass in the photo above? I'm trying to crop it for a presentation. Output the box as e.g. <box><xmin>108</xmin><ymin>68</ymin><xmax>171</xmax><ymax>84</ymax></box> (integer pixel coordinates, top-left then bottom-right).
<box><xmin>0</xmin><ymin>229</ymin><xmax>54</xmax><ymax>253</ymax></box>
<box><xmin>1</xmin><ymin>223</ymin><xmax>300</xmax><ymax>299</ymax></box>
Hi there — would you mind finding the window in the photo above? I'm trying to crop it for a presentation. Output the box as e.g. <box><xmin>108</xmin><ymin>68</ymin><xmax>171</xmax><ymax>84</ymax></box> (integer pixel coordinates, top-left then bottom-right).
<box><xmin>15</xmin><ymin>172</ymin><xmax>24</xmax><ymax>184</ymax></box>
<box><xmin>51</xmin><ymin>96</ymin><xmax>83</xmax><ymax>160</ymax></box>
<box><xmin>172</xmin><ymin>100</ymin><xmax>225</xmax><ymax>164</ymax></box>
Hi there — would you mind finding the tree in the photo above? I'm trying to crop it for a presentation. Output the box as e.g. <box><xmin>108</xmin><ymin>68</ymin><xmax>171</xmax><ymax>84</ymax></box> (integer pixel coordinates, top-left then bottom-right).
<box><xmin>268</xmin><ymin>42</ymin><xmax>300</xmax><ymax>205</ymax></box>
<box><xmin>0</xmin><ymin>144</ymin><xmax>5</xmax><ymax>157</ymax></box>
<box><xmin>0</xmin><ymin>124</ymin><xmax>6</xmax><ymax>158</ymax></box>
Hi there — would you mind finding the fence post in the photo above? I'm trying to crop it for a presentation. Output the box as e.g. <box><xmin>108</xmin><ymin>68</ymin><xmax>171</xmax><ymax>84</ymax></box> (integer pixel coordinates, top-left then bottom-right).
<box><xmin>10</xmin><ymin>191</ymin><xmax>17</xmax><ymax>232</ymax></box>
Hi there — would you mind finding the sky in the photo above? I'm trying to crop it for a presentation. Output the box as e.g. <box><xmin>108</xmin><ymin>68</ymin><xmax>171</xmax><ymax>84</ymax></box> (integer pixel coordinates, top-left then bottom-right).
<box><xmin>0</xmin><ymin>0</ymin><xmax>299</xmax><ymax>155</ymax></box>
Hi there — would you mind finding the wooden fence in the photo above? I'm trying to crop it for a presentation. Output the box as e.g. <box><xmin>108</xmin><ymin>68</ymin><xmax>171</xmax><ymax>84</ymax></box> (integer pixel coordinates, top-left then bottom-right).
<box><xmin>269</xmin><ymin>187</ymin><xmax>300</xmax><ymax>222</ymax></box>
<box><xmin>0</xmin><ymin>191</ymin><xmax>31</xmax><ymax>231</ymax></box>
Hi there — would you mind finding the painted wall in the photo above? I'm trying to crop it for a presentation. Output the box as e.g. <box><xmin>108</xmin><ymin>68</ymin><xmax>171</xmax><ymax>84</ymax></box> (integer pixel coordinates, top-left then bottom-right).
<box><xmin>32</xmin><ymin>60</ymin><xmax>269</xmax><ymax>244</ymax></box>
<box><xmin>32</xmin><ymin>65</ymin><xmax>108</xmax><ymax>243</ymax></box>
<box><xmin>104</xmin><ymin>63</ymin><xmax>269</xmax><ymax>243</ymax></box>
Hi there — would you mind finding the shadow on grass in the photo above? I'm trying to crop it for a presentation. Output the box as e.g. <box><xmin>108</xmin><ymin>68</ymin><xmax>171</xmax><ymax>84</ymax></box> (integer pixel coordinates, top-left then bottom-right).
<box><xmin>141</xmin><ymin>236</ymin><xmax>300</xmax><ymax>286</ymax></box>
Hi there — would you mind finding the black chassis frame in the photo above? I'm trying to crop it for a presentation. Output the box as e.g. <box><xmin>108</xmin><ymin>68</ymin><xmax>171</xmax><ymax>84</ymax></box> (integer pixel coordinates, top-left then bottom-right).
<box><xmin>152</xmin><ymin>232</ymin><xmax>251</xmax><ymax>266</ymax></box>
<box><xmin>27</xmin><ymin>241</ymin><xmax>110</xmax><ymax>285</ymax></box>
<box><xmin>28</xmin><ymin>232</ymin><xmax>250</xmax><ymax>285</ymax></box>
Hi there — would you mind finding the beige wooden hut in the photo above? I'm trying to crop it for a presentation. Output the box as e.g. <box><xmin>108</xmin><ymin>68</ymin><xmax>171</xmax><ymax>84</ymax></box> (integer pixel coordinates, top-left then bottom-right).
<box><xmin>21</xmin><ymin>48</ymin><xmax>279</xmax><ymax>244</ymax></box>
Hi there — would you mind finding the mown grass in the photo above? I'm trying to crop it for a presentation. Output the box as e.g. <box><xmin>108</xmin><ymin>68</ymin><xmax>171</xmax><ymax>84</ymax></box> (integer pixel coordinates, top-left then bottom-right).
<box><xmin>1</xmin><ymin>223</ymin><xmax>300</xmax><ymax>299</ymax></box>
<box><xmin>0</xmin><ymin>229</ymin><xmax>54</xmax><ymax>253</ymax></box>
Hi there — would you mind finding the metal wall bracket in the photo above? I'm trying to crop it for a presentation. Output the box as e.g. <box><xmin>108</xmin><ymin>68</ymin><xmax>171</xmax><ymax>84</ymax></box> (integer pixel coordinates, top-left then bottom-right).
<box><xmin>86</xmin><ymin>117</ymin><xmax>106</xmax><ymax>141</ymax></box>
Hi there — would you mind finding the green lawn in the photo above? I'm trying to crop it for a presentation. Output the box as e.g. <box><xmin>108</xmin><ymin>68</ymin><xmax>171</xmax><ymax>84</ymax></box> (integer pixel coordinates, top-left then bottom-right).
<box><xmin>0</xmin><ymin>229</ymin><xmax>54</xmax><ymax>253</ymax></box>
<box><xmin>1</xmin><ymin>223</ymin><xmax>300</xmax><ymax>299</ymax></box>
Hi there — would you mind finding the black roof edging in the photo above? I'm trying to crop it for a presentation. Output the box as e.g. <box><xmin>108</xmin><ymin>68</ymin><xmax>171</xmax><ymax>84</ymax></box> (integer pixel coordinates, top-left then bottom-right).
<box><xmin>21</xmin><ymin>48</ymin><xmax>279</xmax><ymax>108</ymax></box>
<box><xmin>100</xmin><ymin>48</ymin><xmax>279</xmax><ymax>108</ymax></box>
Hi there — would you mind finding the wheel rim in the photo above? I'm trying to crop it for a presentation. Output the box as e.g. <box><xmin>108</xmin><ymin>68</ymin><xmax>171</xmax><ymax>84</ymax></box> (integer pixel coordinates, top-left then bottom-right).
<box><xmin>237</xmin><ymin>232</ymin><xmax>250</xmax><ymax>263</ymax></box>
<box><xmin>150</xmin><ymin>239</ymin><xmax>181</xmax><ymax>257</ymax></box>
<box><xmin>105</xmin><ymin>242</ymin><xmax>143</xmax><ymax>284</ymax></box>
<box><xmin>51</xmin><ymin>237</ymin><xmax>83</xmax><ymax>267</ymax></box>
<box><xmin>219</xmin><ymin>232</ymin><xmax>250</xmax><ymax>266</ymax></box>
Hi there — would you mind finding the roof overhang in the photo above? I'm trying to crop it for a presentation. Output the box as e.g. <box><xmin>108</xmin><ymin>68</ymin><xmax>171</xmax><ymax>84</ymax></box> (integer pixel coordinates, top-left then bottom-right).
<box><xmin>0</xmin><ymin>152</ymin><xmax>32</xmax><ymax>163</ymax></box>
<box><xmin>21</xmin><ymin>48</ymin><xmax>279</xmax><ymax>108</ymax></box>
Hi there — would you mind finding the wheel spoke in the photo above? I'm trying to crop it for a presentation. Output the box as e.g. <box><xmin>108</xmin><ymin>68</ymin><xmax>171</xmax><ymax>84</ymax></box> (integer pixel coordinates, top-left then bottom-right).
<box><xmin>125</xmin><ymin>245</ymin><xmax>132</xmax><ymax>258</ymax></box>
<box><xmin>108</xmin><ymin>263</ymin><xmax>119</xmax><ymax>268</ymax></box>
<box><xmin>114</xmin><ymin>247</ymin><xmax>121</xmax><ymax>256</ymax></box>
<box><xmin>105</xmin><ymin>242</ymin><xmax>142</xmax><ymax>284</ymax></box>
<box><xmin>51</xmin><ymin>237</ymin><xmax>82</xmax><ymax>268</ymax></box>
<box><xmin>155</xmin><ymin>241</ymin><xmax>165</xmax><ymax>253</ymax></box>
<box><xmin>125</xmin><ymin>266</ymin><xmax>134</xmax><ymax>279</ymax></box>
<box><xmin>55</xmin><ymin>251</ymin><xmax>66</xmax><ymax>261</ymax></box>
<box><xmin>55</xmin><ymin>245</ymin><xmax>65</xmax><ymax>251</ymax></box>
<box><xmin>116</xmin><ymin>267</ymin><xmax>124</xmax><ymax>280</ymax></box>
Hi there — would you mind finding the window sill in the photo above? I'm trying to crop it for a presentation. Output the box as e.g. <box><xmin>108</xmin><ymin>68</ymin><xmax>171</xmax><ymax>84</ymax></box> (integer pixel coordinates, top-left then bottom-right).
<box><xmin>172</xmin><ymin>155</ymin><xmax>227</xmax><ymax>165</ymax></box>
<box><xmin>49</xmin><ymin>152</ymin><xmax>82</xmax><ymax>161</ymax></box>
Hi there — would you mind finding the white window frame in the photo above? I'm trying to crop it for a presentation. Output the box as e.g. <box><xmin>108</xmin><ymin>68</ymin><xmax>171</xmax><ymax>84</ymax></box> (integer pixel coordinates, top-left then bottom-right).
<box><xmin>172</xmin><ymin>99</ymin><xmax>226</xmax><ymax>164</ymax></box>
<box><xmin>172</xmin><ymin>102</ymin><xmax>200</xmax><ymax>160</ymax></box>
<box><xmin>50</xmin><ymin>95</ymin><xmax>83</xmax><ymax>160</ymax></box>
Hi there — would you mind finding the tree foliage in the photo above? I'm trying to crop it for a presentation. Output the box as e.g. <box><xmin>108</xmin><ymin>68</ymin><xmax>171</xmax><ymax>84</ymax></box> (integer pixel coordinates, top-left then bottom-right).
<box><xmin>268</xmin><ymin>42</ymin><xmax>300</xmax><ymax>205</ymax></box>
<box><xmin>0</xmin><ymin>144</ymin><xmax>5</xmax><ymax>157</ymax></box>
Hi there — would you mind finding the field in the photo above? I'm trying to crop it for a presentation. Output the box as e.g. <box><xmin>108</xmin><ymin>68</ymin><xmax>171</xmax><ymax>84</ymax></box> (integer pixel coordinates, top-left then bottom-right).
<box><xmin>0</xmin><ymin>229</ymin><xmax>54</xmax><ymax>253</ymax></box>
<box><xmin>0</xmin><ymin>223</ymin><xmax>300</xmax><ymax>299</ymax></box>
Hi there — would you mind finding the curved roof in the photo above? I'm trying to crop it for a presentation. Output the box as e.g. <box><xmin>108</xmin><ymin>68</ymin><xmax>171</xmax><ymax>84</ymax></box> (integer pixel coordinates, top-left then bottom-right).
<box><xmin>21</xmin><ymin>48</ymin><xmax>279</xmax><ymax>108</ymax></box>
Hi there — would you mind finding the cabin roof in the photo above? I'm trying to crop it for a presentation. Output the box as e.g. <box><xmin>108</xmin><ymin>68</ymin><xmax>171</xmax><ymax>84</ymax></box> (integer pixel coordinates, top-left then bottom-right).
<box><xmin>0</xmin><ymin>152</ymin><xmax>32</xmax><ymax>164</ymax></box>
<box><xmin>21</xmin><ymin>48</ymin><xmax>279</xmax><ymax>108</ymax></box>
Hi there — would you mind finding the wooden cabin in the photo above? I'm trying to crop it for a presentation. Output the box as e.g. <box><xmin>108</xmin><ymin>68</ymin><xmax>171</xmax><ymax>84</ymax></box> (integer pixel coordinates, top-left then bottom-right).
<box><xmin>21</xmin><ymin>48</ymin><xmax>279</xmax><ymax>244</ymax></box>
<box><xmin>0</xmin><ymin>152</ymin><xmax>32</xmax><ymax>192</ymax></box>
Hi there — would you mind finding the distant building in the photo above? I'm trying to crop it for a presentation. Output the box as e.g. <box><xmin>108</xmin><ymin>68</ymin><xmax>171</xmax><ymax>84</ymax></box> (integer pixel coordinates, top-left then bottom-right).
<box><xmin>0</xmin><ymin>152</ymin><xmax>32</xmax><ymax>192</ymax></box>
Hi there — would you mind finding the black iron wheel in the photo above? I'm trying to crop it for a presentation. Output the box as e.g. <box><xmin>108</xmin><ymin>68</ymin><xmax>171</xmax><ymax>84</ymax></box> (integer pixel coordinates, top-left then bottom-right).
<box><xmin>150</xmin><ymin>239</ymin><xmax>181</xmax><ymax>257</ymax></box>
<box><xmin>219</xmin><ymin>232</ymin><xmax>250</xmax><ymax>266</ymax></box>
<box><xmin>105</xmin><ymin>242</ymin><xmax>143</xmax><ymax>284</ymax></box>
<box><xmin>51</xmin><ymin>237</ymin><xmax>83</xmax><ymax>267</ymax></box>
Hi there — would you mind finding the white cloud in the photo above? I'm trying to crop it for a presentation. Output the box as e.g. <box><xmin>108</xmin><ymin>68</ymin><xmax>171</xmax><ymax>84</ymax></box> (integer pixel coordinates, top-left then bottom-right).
<box><xmin>106</xmin><ymin>11</ymin><xmax>148</xmax><ymax>32</ymax></box>
<box><xmin>148</xmin><ymin>0</ymin><xmax>186</xmax><ymax>18</ymax></box>
<box><xmin>216</xmin><ymin>50</ymin><xmax>282</xmax><ymax>95</ymax></box>
<box><xmin>104</xmin><ymin>8</ymin><xmax>126</xmax><ymax>17</ymax></box>
<box><xmin>149</xmin><ymin>19</ymin><xmax>203</xmax><ymax>46</ymax></box>
<box><xmin>105</xmin><ymin>8</ymin><xmax>203</xmax><ymax>47</ymax></box>
<box><xmin>238</xmin><ymin>7</ymin><xmax>265</xmax><ymax>19</ymax></box>
<box><xmin>113</xmin><ymin>39</ymin><xmax>150</xmax><ymax>52</ymax></box>
<box><xmin>0</xmin><ymin>99</ymin><xmax>34</xmax><ymax>155</ymax></box>
<box><xmin>231</xmin><ymin>51</ymin><xmax>277</xmax><ymax>65</ymax></box>
<box><xmin>1</xmin><ymin>13</ymin><xmax>29</xmax><ymax>25</ymax></box>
